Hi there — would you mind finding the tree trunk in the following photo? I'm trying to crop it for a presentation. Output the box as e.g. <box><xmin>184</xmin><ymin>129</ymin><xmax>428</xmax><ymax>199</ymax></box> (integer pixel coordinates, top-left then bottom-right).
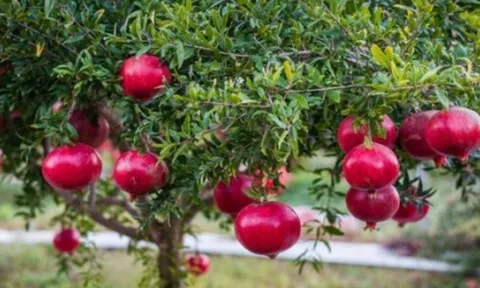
<box><xmin>157</xmin><ymin>218</ymin><xmax>183</xmax><ymax>288</ymax></box>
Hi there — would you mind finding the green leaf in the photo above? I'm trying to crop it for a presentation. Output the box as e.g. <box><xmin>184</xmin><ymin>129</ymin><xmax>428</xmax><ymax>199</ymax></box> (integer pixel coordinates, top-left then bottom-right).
<box><xmin>136</xmin><ymin>45</ymin><xmax>152</xmax><ymax>57</ymax></box>
<box><xmin>370</xmin><ymin>44</ymin><xmax>388</xmax><ymax>67</ymax></box>
<box><xmin>323</xmin><ymin>225</ymin><xmax>344</xmax><ymax>236</ymax></box>
<box><xmin>44</xmin><ymin>0</ymin><xmax>56</xmax><ymax>18</ymax></box>
<box><xmin>293</xmin><ymin>94</ymin><xmax>309</xmax><ymax>109</ymax></box>
<box><xmin>326</xmin><ymin>90</ymin><xmax>341</xmax><ymax>103</ymax></box>
<box><xmin>268</xmin><ymin>114</ymin><xmax>286</xmax><ymax>129</ymax></box>
<box><xmin>176</xmin><ymin>41</ymin><xmax>185</xmax><ymax>68</ymax></box>
<box><xmin>420</xmin><ymin>66</ymin><xmax>443</xmax><ymax>83</ymax></box>
<box><xmin>434</xmin><ymin>88</ymin><xmax>451</xmax><ymax>108</ymax></box>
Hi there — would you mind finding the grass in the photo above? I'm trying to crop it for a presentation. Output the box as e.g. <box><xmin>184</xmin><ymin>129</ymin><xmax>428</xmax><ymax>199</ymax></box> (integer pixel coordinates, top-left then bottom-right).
<box><xmin>0</xmin><ymin>244</ymin><xmax>466</xmax><ymax>288</ymax></box>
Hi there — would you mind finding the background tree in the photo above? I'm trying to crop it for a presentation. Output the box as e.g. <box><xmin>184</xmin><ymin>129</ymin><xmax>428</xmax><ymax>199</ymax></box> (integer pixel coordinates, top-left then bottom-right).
<box><xmin>1</xmin><ymin>0</ymin><xmax>480</xmax><ymax>287</ymax></box>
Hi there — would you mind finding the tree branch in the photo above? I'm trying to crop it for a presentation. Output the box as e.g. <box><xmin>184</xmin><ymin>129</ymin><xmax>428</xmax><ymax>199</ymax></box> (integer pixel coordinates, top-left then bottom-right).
<box><xmin>96</xmin><ymin>196</ymin><xmax>142</xmax><ymax>219</ymax></box>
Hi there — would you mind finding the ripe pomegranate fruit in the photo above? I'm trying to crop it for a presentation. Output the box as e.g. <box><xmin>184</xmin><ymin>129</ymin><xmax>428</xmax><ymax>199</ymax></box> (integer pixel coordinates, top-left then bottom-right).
<box><xmin>113</xmin><ymin>151</ymin><xmax>169</xmax><ymax>199</ymax></box>
<box><xmin>392</xmin><ymin>201</ymin><xmax>429</xmax><ymax>227</ymax></box>
<box><xmin>342</xmin><ymin>143</ymin><xmax>400</xmax><ymax>192</ymax></box>
<box><xmin>337</xmin><ymin>115</ymin><xmax>397</xmax><ymax>153</ymax></box>
<box><xmin>69</xmin><ymin>110</ymin><xmax>110</xmax><ymax>148</ymax></box>
<box><xmin>346</xmin><ymin>186</ymin><xmax>400</xmax><ymax>230</ymax></box>
<box><xmin>119</xmin><ymin>55</ymin><xmax>172</xmax><ymax>101</ymax></box>
<box><xmin>185</xmin><ymin>253</ymin><xmax>210</xmax><ymax>276</ymax></box>
<box><xmin>53</xmin><ymin>228</ymin><xmax>81</xmax><ymax>254</ymax></box>
<box><xmin>399</xmin><ymin>111</ymin><xmax>446</xmax><ymax>167</ymax></box>
<box><xmin>42</xmin><ymin>143</ymin><xmax>102</xmax><ymax>191</ymax></box>
<box><xmin>214</xmin><ymin>174</ymin><xmax>257</xmax><ymax>218</ymax></box>
<box><xmin>426</xmin><ymin>107</ymin><xmax>480</xmax><ymax>162</ymax></box>
<box><xmin>235</xmin><ymin>201</ymin><xmax>301</xmax><ymax>258</ymax></box>
<box><xmin>0</xmin><ymin>65</ymin><xmax>8</xmax><ymax>77</ymax></box>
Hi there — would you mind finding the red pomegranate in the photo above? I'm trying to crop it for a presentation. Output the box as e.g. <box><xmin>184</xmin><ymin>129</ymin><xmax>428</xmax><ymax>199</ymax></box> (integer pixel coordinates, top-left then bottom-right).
<box><xmin>214</xmin><ymin>174</ymin><xmax>257</xmax><ymax>218</ymax></box>
<box><xmin>42</xmin><ymin>143</ymin><xmax>102</xmax><ymax>191</ymax></box>
<box><xmin>399</xmin><ymin>111</ymin><xmax>447</xmax><ymax>167</ymax></box>
<box><xmin>119</xmin><ymin>55</ymin><xmax>172</xmax><ymax>101</ymax></box>
<box><xmin>0</xmin><ymin>65</ymin><xmax>8</xmax><ymax>77</ymax></box>
<box><xmin>346</xmin><ymin>186</ymin><xmax>400</xmax><ymax>230</ymax></box>
<box><xmin>235</xmin><ymin>201</ymin><xmax>301</xmax><ymax>258</ymax></box>
<box><xmin>392</xmin><ymin>201</ymin><xmax>429</xmax><ymax>227</ymax></box>
<box><xmin>426</xmin><ymin>107</ymin><xmax>480</xmax><ymax>162</ymax></box>
<box><xmin>185</xmin><ymin>253</ymin><xmax>210</xmax><ymax>276</ymax></box>
<box><xmin>342</xmin><ymin>143</ymin><xmax>400</xmax><ymax>192</ymax></box>
<box><xmin>69</xmin><ymin>110</ymin><xmax>110</xmax><ymax>148</ymax></box>
<box><xmin>113</xmin><ymin>151</ymin><xmax>169</xmax><ymax>199</ymax></box>
<box><xmin>53</xmin><ymin>228</ymin><xmax>81</xmax><ymax>254</ymax></box>
<box><xmin>337</xmin><ymin>115</ymin><xmax>397</xmax><ymax>153</ymax></box>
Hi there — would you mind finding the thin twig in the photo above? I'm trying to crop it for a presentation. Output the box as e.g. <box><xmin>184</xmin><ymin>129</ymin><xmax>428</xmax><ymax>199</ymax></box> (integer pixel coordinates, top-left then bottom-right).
<box><xmin>16</xmin><ymin>22</ymin><xmax>79</xmax><ymax>56</ymax></box>
<box><xmin>286</xmin><ymin>84</ymin><xmax>366</xmax><ymax>93</ymax></box>
<box><xmin>96</xmin><ymin>196</ymin><xmax>142</xmax><ymax>219</ymax></box>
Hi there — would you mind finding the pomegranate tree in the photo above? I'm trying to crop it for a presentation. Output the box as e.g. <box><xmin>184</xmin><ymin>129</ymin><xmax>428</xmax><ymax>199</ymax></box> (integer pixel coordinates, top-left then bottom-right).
<box><xmin>2</xmin><ymin>2</ymin><xmax>480</xmax><ymax>287</ymax></box>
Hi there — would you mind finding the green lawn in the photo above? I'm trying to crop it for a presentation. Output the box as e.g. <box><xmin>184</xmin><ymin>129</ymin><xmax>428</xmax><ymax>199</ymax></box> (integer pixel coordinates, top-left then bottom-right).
<box><xmin>0</xmin><ymin>244</ymin><xmax>466</xmax><ymax>288</ymax></box>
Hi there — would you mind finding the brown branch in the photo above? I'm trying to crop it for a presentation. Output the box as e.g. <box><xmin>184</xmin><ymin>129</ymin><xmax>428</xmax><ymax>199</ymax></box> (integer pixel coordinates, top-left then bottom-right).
<box><xmin>286</xmin><ymin>84</ymin><xmax>366</xmax><ymax>93</ymax></box>
<box><xmin>88</xmin><ymin>184</ymin><xmax>96</xmax><ymax>212</ymax></box>
<box><xmin>96</xmin><ymin>196</ymin><xmax>142</xmax><ymax>219</ymax></box>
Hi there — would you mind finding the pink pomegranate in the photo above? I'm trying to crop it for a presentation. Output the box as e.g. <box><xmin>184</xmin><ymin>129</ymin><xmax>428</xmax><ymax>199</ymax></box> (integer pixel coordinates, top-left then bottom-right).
<box><xmin>337</xmin><ymin>115</ymin><xmax>397</xmax><ymax>153</ymax></box>
<box><xmin>53</xmin><ymin>228</ymin><xmax>81</xmax><ymax>254</ymax></box>
<box><xmin>119</xmin><ymin>55</ymin><xmax>172</xmax><ymax>101</ymax></box>
<box><xmin>392</xmin><ymin>201</ymin><xmax>429</xmax><ymax>227</ymax></box>
<box><xmin>185</xmin><ymin>253</ymin><xmax>210</xmax><ymax>276</ymax></box>
<box><xmin>399</xmin><ymin>111</ymin><xmax>446</xmax><ymax>167</ymax></box>
<box><xmin>42</xmin><ymin>144</ymin><xmax>102</xmax><ymax>191</ymax></box>
<box><xmin>346</xmin><ymin>186</ymin><xmax>400</xmax><ymax>230</ymax></box>
<box><xmin>214</xmin><ymin>174</ymin><xmax>257</xmax><ymax>218</ymax></box>
<box><xmin>113</xmin><ymin>151</ymin><xmax>169</xmax><ymax>199</ymax></box>
<box><xmin>235</xmin><ymin>201</ymin><xmax>301</xmax><ymax>258</ymax></box>
<box><xmin>69</xmin><ymin>110</ymin><xmax>110</xmax><ymax>148</ymax></box>
<box><xmin>426</xmin><ymin>107</ymin><xmax>480</xmax><ymax>162</ymax></box>
<box><xmin>342</xmin><ymin>143</ymin><xmax>400</xmax><ymax>192</ymax></box>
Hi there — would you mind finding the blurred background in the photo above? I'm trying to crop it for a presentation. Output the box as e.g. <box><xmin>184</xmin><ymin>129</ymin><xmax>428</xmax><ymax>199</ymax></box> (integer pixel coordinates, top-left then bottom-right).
<box><xmin>0</xmin><ymin>147</ymin><xmax>479</xmax><ymax>288</ymax></box>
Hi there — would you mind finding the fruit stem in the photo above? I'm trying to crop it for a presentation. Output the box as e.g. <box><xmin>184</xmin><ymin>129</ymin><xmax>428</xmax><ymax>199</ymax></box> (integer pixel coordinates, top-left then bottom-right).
<box><xmin>433</xmin><ymin>156</ymin><xmax>447</xmax><ymax>168</ymax></box>
<box><xmin>367</xmin><ymin>190</ymin><xmax>376</xmax><ymax>200</ymax></box>
<box><xmin>363</xmin><ymin>222</ymin><xmax>378</xmax><ymax>231</ymax></box>
<box><xmin>459</xmin><ymin>154</ymin><xmax>469</xmax><ymax>164</ymax></box>
<box><xmin>267</xmin><ymin>254</ymin><xmax>277</xmax><ymax>260</ymax></box>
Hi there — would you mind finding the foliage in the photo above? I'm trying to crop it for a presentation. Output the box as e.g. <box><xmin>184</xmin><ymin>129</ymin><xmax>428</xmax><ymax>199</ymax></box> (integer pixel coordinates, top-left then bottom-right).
<box><xmin>1</xmin><ymin>0</ymin><xmax>480</xmax><ymax>286</ymax></box>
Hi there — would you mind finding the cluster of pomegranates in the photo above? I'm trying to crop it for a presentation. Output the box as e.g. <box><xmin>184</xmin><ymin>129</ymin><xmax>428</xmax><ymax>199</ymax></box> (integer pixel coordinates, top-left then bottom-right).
<box><xmin>42</xmin><ymin>55</ymin><xmax>171</xmax><ymax>199</ymax></box>
<box><xmin>339</xmin><ymin>107</ymin><xmax>480</xmax><ymax>230</ymax></box>
<box><xmin>214</xmin><ymin>169</ymin><xmax>300</xmax><ymax>259</ymax></box>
